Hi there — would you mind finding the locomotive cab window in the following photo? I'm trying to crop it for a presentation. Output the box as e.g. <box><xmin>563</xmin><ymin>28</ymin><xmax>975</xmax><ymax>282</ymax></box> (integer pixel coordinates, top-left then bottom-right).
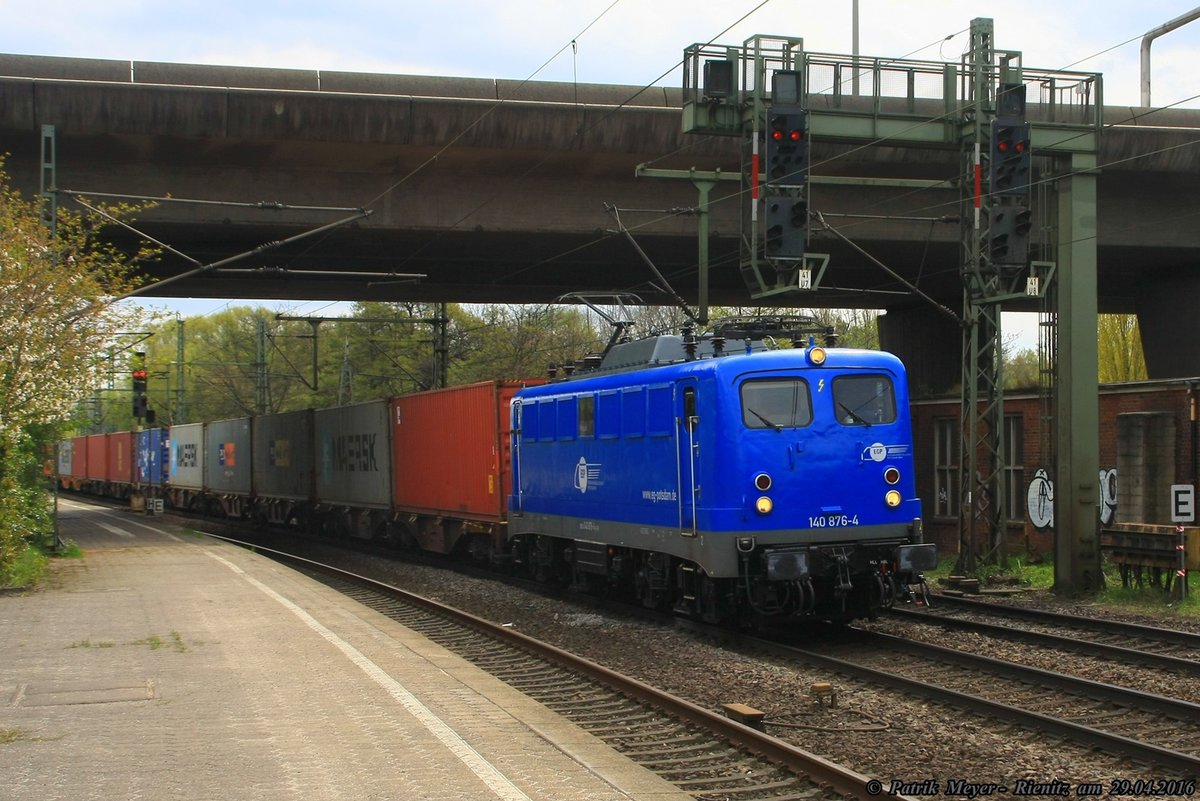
<box><xmin>578</xmin><ymin>394</ymin><xmax>595</xmax><ymax>438</ymax></box>
<box><xmin>832</xmin><ymin>375</ymin><xmax>896</xmax><ymax>427</ymax></box>
<box><xmin>741</xmin><ymin>378</ymin><xmax>812</xmax><ymax>430</ymax></box>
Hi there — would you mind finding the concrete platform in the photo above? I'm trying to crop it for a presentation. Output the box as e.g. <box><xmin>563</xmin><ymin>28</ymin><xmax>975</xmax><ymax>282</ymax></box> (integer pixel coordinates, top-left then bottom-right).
<box><xmin>0</xmin><ymin>498</ymin><xmax>695</xmax><ymax>801</ymax></box>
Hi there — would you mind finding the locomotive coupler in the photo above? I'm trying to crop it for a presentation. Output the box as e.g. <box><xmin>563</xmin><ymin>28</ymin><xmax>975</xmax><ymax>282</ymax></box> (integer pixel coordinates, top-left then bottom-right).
<box><xmin>833</xmin><ymin>550</ymin><xmax>853</xmax><ymax>594</ymax></box>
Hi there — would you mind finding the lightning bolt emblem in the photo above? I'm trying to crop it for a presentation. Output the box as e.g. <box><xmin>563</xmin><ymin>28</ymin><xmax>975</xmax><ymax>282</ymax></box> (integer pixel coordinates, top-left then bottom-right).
<box><xmin>817</xmin><ymin>378</ymin><xmax>825</xmax><ymax>392</ymax></box>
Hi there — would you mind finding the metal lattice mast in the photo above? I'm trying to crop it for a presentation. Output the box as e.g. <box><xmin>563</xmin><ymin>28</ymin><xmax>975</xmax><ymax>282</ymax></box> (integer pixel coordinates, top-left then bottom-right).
<box><xmin>175</xmin><ymin>315</ymin><xmax>187</xmax><ymax>422</ymax></box>
<box><xmin>337</xmin><ymin>339</ymin><xmax>353</xmax><ymax>405</ymax></box>
<box><xmin>956</xmin><ymin>18</ymin><xmax>1007</xmax><ymax>573</ymax></box>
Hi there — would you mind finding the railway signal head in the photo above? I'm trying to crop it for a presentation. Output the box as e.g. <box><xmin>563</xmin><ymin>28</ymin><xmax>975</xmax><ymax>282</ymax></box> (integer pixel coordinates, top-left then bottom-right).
<box><xmin>990</xmin><ymin>119</ymin><xmax>1031</xmax><ymax>197</ymax></box>
<box><xmin>765</xmin><ymin>112</ymin><xmax>808</xmax><ymax>187</ymax></box>
<box><xmin>988</xmin><ymin>201</ymin><xmax>1033</xmax><ymax>267</ymax></box>
<box><xmin>764</xmin><ymin>194</ymin><xmax>807</xmax><ymax>260</ymax></box>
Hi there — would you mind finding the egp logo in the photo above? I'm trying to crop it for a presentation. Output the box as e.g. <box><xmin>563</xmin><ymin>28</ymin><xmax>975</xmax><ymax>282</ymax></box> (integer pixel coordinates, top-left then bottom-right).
<box><xmin>860</xmin><ymin>443</ymin><xmax>908</xmax><ymax>462</ymax></box>
<box><xmin>574</xmin><ymin>457</ymin><xmax>602</xmax><ymax>493</ymax></box>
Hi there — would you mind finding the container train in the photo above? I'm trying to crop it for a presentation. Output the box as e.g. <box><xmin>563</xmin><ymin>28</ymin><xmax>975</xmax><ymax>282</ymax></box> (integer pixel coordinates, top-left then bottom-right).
<box><xmin>58</xmin><ymin>325</ymin><xmax>935</xmax><ymax>624</ymax></box>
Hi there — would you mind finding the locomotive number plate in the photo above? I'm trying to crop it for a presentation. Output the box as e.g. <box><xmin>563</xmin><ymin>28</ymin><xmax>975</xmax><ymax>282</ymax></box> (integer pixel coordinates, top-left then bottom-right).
<box><xmin>808</xmin><ymin>514</ymin><xmax>860</xmax><ymax>528</ymax></box>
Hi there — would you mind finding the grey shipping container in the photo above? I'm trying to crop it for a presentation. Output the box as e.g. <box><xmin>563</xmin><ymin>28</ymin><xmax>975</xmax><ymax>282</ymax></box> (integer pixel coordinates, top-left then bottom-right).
<box><xmin>205</xmin><ymin>417</ymin><xmax>253</xmax><ymax>495</ymax></box>
<box><xmin>253</xmin><ymin>409</ymin><xmax>314</xmax><ymax>501</ymax></box>
<box><xmin>57</xmin><ymin>440</ymin><xmax>73</xmax><ymax>476</ymax></box>
<box><xmin>314</xmin><ymin>400</ymin><xmax>391</xmax><ymax>509</ymax></box>
<box><xmin>168</xmin><ymin>422</ymin><xmax>205</xmax><ymax>490</ymax></box>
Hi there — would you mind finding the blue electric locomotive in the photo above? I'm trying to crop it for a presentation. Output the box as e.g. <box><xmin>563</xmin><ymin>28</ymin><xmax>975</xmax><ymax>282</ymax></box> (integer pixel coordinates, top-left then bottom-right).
<box><xmin>508</xmin><ymin>327</ymin><xmax>935</xmax><ymax>623</ymax></box>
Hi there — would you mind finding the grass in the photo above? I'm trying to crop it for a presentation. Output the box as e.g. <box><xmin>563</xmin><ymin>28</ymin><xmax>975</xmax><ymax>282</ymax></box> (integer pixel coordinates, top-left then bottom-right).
<box><xmin>1</xmin><ymin>546</ymin><xmax>48</xmax><ymax>589</ymax></box>
<box><xmin>1</xmin><ymin>539</ymin><xmax>84</xmax><ymax>590</ymax></box>
<box><xmin>58</xmin><ymin>539</ymin><xmax>84</xmax><ymax>559</ymax></box>
<box><xmin>925</xmin><ymin>551</ymin><xmax>1199</xmax><ymax>619</ymax></box>
<box><xmin>0</xmin><ymin>728</ymin><xmax>30</xmax><ymax>744</ymax></box>
<box><xmin>69</xmin><ymin>631</ymin><xmax>189</xmax><ymax>653</ymax></box>
<box><xmin>128</xmin><ymin>631</ymin><xmax>188</xmax><ymax>653</ymax></box>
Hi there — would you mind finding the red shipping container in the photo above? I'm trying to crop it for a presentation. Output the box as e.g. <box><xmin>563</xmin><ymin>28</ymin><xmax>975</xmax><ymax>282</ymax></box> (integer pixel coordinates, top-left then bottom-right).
<box><xmin>106</xmin><ymin>432</ymin><xmax>134</xmax><ymax>486</ymax></box>
<box><xmin>390</xmin><ymin>381</ymin><xmax>535</xmax><ymax>522</ymax></box>
<box><xmin>69</xmin><ymin>436</ymin><xmax>89</xmax><ymax>482</ymax></box>
<box><xmin>85</xmin><ymin>434</ymin><xmax>109</xmax><ymax>481</ymax></box>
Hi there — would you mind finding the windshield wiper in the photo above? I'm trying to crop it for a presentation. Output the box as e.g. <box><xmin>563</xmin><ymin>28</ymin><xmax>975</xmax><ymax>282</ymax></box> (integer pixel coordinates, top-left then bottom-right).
<box><xmin>747</xmin><ymin>408</ymin><xmax>783</xmax><ymax>431</ymax></box>
<box><xmin>837</xmin><ymin>400</ymin><xmax>871</xmax><ymax>428</ymax></box>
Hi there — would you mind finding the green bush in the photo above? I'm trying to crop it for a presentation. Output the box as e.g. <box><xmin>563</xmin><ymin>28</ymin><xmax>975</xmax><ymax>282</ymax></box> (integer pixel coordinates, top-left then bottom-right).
<box><xmin>0</xmin><ymin>431</ymin><xmax>56</xmax><ymax>586</ymax></box>
<box><xmin>2</xmin><ymin>545</ymin><xmax>48</xmax><ymax>588</ymax></box>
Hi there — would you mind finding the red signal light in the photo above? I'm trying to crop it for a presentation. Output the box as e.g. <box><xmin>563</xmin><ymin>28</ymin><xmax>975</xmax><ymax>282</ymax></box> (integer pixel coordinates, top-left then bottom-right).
<box><xmin>132</xmin><ymin>369</ymin><xmax>148</xmax><ymax>380</ymax></box>
<box><xmin>997</xmin><ymin>140</ymin><xmax>1010</xmax><ymax>152</ymax></box>
<box><xmin>789</xmin><ymin>129</ymin><xmax>802</xmax><ymax>141</ymax></box>
<box><xmin>771</xmin><ymin>129</ymin><xmax>784</xmax><ymax>141</ymax></box>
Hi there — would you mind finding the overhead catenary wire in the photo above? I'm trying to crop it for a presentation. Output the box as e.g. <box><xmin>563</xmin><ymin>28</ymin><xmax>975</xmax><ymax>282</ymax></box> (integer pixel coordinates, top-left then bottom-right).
<box><xmin>489</xmin><ymin>22</ymin><xmax>1200</xmax><ymax>295</ymax></box>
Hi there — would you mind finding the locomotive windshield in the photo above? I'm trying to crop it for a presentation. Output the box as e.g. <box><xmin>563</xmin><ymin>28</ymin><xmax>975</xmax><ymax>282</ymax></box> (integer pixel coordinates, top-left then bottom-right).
<box><xmin>741</xmin><ymin>379</ymin><xmax>812</xmax><ymax>430</ymax></box>
<box><xmin>832</xmin><ymin>375</ymin><xmax>896</xmax><ymax>427</ymax></box>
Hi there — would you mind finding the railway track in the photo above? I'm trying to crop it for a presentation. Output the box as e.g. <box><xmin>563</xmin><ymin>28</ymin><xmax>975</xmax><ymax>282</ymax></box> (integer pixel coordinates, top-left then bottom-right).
<box><xmin>757</xmin><ymin>627</ymin><xmax>1200</xmax><ymax>776</ymax></box>
<box><xmin>161</xmin><ymin>512</ymin><xmax>1200</xmax><ymax>784</ymax></box>
<box><xmin>907</xmin><ymin>593</ymin><xmax>1200</xmax><ymax>661</ymax></box>
<box><xmin>209</xmin><ymin>533</ymin><xmax>914</xmax><ymax>801</ymax></box>
<box><xmin>885</xmin><ymin>600</ymin><xmax>1200</xmax><ymax>682</ymax></box>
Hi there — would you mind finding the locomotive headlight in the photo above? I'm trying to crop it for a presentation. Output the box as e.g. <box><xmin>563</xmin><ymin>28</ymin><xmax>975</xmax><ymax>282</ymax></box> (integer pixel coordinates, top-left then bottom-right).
<box><xmin>807</xmin><ymin>346</ymin><xmax>827</xmax><ymax>365</ymax></box>
<box><xmin>754</xmin><ymin>472</ymin><xmax>772</xmax><ymax>491</ymax></box>
<box><xmin>884</xmin><ymin>467</ymin><xmax>901</xmax><ymax>485</ymax></box>
<box><xmin>885</xmin><ymin>490</ymin><xmax>902</xmax><ymax>508</ymax></box>
<box><xmin>756</xmin><ymin>496</ymin><xmax>774</xmax><ymax>514</ymax></box>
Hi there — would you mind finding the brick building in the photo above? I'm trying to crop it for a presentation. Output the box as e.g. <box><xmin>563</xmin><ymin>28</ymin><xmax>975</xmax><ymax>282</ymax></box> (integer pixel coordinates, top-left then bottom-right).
<box><xmin>910</xmin><ymin>379</ymin><xmax>1200</xmax><ymax>556</ymax></box>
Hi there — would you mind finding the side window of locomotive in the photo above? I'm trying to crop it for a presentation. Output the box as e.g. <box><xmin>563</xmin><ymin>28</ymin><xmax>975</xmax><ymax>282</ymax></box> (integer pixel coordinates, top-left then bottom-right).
<box><xmin>537</xmin><ymin>400</ymin><xmax>555</xmax><ymax>442</ymax></box>
<box><xmin>647</xmin><ymin>384</ymin><xmax>673</xmax><ymax>437</ymax></box>
<box><xmin>832</xmin><ymin>375</ymin><xmax>897</xmax><ymax>427</ymax></box>
<box><xmin>622</xmin><ymin>387</ymin><xmax>646</xmax><ymax>438</ymax></box>
<box><xmin>741</xmin><ymin>379</ymin><xmax>812</xmax><ymax>429</ymax></box>
<box><xmin>578</xmin><ymin>394</ymin><xmax>595</xmax><ymax>438</ymax></box>
<box><xmin>557</xmin><ymin>396</ymin><xmax>578</xmax><ymax>441</ymax></box>
<box><xmin>596</xmin><ymin>391</ymin><xmax>620</xmax><ymax>439</ymax></box>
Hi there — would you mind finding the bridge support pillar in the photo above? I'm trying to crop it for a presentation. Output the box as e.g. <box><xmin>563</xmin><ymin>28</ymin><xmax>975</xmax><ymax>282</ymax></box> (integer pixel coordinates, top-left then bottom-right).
<box><xmin>1054</xmin><ymin>152</ymin><xmax>1102</xmax><ymax>595</ymax></box>
<box><xmin>1136</xmin><ymin>274</ymin><xmax>1200</xmax><ymax>378</ymax></box>
<box><xmin>878</xmin><ymin>306</ymin><xmax>961</xmax><ymax>397</ymax></box>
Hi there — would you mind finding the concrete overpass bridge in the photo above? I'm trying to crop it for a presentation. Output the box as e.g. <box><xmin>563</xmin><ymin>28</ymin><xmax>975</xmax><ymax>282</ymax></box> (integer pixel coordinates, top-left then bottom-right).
<box><xmin>1</xmin><ymin>52</ymin><xmax>1199</xmax><ymax>376</ymax></box>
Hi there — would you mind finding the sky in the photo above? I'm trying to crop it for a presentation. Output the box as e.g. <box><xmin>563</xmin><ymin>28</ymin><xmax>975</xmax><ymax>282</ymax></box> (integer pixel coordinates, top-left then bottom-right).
<box><xmin>4</xmin><ymin>0</ymin><xmax>1199</xmax><ymax>346</ymax></box>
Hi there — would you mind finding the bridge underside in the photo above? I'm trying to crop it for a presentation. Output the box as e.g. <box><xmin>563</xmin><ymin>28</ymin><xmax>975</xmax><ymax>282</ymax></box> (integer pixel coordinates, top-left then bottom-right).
<box><xmin>2</xmin><ymin>55</ymin><xmax>1199</xmax><ymax>378</ymax></box>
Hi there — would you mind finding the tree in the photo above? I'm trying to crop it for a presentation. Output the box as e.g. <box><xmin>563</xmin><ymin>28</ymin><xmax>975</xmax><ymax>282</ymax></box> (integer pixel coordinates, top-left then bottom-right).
<box><xmin>1097</xmin><ymin>314</ymin><xmax>1147</xmax><ymax>383</ymax></box>
<box><xmin>0</xmin><ymin>166</ymin><xmax>153</xmax><ymax>444</ymax></box>
<box><xmin>0</xmin><ymin>159</ymin><xmax>155</xmax><ymax>574</ymax></box>
<box><xmin>451</xmin><ymin>304</ymin><xmax>603</xmax><ymax>382</ymax></box>
<box><xmin>1003</xmin><ymin>348</ymin><xmax>1041</xmax><ymax>389</ymax></box>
